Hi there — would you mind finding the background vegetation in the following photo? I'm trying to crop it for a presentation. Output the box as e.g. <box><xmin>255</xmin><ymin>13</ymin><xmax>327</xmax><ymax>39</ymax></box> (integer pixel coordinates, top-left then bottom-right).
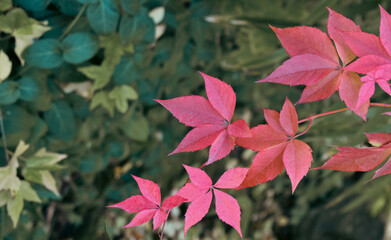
<box><xmin>1</xmin><ymin>0</ymin><xmax>391</xmax><ymax>239</ymax></box>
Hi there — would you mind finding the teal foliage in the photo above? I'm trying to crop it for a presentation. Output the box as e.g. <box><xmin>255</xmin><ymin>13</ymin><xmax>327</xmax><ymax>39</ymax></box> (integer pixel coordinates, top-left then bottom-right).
<box><xmin>61</xmin><ymin>32</ymin><xmax>99</xmax><ymax>64</ymax></box>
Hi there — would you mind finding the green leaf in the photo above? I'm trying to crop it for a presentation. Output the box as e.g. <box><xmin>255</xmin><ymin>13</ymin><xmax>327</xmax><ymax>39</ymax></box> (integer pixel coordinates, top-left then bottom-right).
<box><xmin>0</xmin><ymin>81</ymin><xmax>20</xmax><ymax>105</ymax></box>
<box><xmin>87</xmin><ymin>0</ymin><xmax>120</xmax><ymax>34</ymax></box>
<box><xmin>0</xmin><ymin>0</ymin><xmax>12</xmax><ymax>11</ymax></box>
<box><xmin>7</xmin><ymin>192</ymin><xmax>23</xmax><ymax>228</ymax></box>
<box><xmin>90</xmin><ymin>91</ymin><xmax>115</xmax><ymax>116</ymax></box>
<box><xmin>120</xmin><ymin>0</ymin><xmax>143</xmax><ymax>16</ymax></box>
<box><xmin>43</xmin><ymin>100</ymin><xmax>76</xmax><ymax>141</ymax></box>
<box><xmin>108</xmin><ymin>86</ymin><xmax>138</xmax><ymax>113</ymax></box>
<box><xmin>22</xmin><ymin>169</ymin><xmax>60</xmax><ymax>196</ymax></box>
<box><xmin>0</xmin><ymin>8</ymin><xmax>32</xmax><ymax>33</ymax></box>
<box><xmin>99</xmin><ymin>33</ymin><xmax>123</xmax><ymax>67</ymax></box>
<box><xmin>121</xmin><ymin>113</ymin><xmax>149</xmax><ymax>141</ymax></box>
<box><xmin>24</xmin><ymin>39</ymin><xmax>63</xmax><ymax>69</ymax></box>
<box><xmin>28</xmin><ymin>116</ymin><xmax>48</xmax><ymax>144</ymax></box>
<box><xmin>25</xmin><ymin>148</ymin><xmax>67</xmax><ymax>170</ymax></box>
<box><xmin>19</xmin><ymin>181</ymin><xmax>41</xmax><ymax>203</ymax></box>
<box><xmin>113</xmin><ymin>57</ymin><xmax>139</xmax><ymax>85</ymax></box>
<box><xmin>0</xmin><ymin>191</ymin><xmax>11</xmax><ymax>207</ymax></box>
<box><xmin>0</xmin><ymin>50</ymin><xmax>12</xmax><ymax>81</ymax></box>
<box><xmin>78</xmin><ymin>64</ymin><xmax>112</xmax><ymax>90</ymax></box>
<box><xmin>76</xmin><ymin>0</ymin><xmax>98</xmax><ymax>3</ymax></box>
<box><xmin>119</xmin><ymin>9</ymin><xmax>155</xmax><ymax>44</ymax></box>
<box><xmin>3</xmin><ymin>105</ymin><xmax>35</xmax><ymax>134</ymax></box>
<box><xmin>14</xmin><ymin>0</ymin><xmax>51</xmax><ymax>11</ymax></box>
<box><xmin>18</xmin><ymin>76</ymin><xmax>42</xmax><ymax>101</ymax></box>
<box><xmin>62</xmin><ymin>32</ymin><xmax>99</xmax><ymax>64</ymax></box>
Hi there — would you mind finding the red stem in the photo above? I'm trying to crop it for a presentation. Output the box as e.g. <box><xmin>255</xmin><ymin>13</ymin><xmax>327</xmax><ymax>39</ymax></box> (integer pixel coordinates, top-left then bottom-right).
<box><xmin>295</xmin><ymin>119</ymin><xmax>313</xmax><ymax>138</ymax></box>
<box><xmin>369</xmin><ymin>103</ymin><xmax>391</xmax><ymax>108</ymax></box>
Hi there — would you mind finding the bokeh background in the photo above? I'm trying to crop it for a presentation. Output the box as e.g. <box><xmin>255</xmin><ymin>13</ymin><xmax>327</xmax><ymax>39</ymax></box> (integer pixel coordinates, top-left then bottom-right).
<box><xmin>1</xmin><ymin>0</ymin><xmax>391</xmax><ymax>239</ymax></box>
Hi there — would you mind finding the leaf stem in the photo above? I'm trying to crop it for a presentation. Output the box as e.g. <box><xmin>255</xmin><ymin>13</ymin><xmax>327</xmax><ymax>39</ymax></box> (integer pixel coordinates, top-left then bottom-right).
<box><xmin>58</xmin><ymin>4</ymin><xmax>87</xmax><ymax>41</ymax></box>
<box><xmin>295</xmin><ymin>119</ymin><xmax>313</xmax><ymax>138</ymax></box>
<box><xmin>298</xmin><ymin>107</ymin><xmax>349</xmax><ymax>123</ymax></box>
<box><xmin>0</xmin><ymin>107</ymin><xmax>9</xmax><ymax>162</ymax></box>
<box><xmin>369</xmin><ymin>102</ymin><xmax>391</xmax><ymax>108</ymax></box>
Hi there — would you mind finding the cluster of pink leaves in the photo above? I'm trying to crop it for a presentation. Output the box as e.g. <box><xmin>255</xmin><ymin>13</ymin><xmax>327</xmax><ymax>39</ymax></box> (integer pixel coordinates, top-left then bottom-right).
<box><xmin>108</xmin><ymin>6</ymin><xmax>391</xmax><ymax>238</ymax></box>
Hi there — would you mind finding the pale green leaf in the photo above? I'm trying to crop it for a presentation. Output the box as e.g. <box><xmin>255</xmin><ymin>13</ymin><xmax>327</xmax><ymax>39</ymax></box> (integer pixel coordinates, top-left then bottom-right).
<box><xmin>41</xmin><ymin>171</ymin><xmax>59</xmax><ymax>196</ymax></box>
<box><xmin>0</xmin><ymin>51</ymin><xmax>12</xmax><ymax>82</ymax></box>
<box><xmin>78</xmin><ymin>65</ymin><xmax>112</xmax><ymax>90</ymax></box>
<box><xmin>7</xmin><ymin>192</ymin><xmax>23</xmax><ymax>228</ymax></box>
<box><xmin>121</xmin><ymin>113</ymin><xmax>149</xmax><ymax>141</ymax></box>
<box><xmin>99</xmin><ymin>33</ymin><xmax>123</xmax><ymax>67</ymax></box>
<box><xmin>19</xmin><ymin>181</ymin><xmax>41</xmax><ymax>203</ymax></box>
<box><xmin>0</xmin><ymin>190</ymin><xmax>11</xmax><ymax>207</ymax></box>
<box><xmin>0</xmin><ymin>0</ymin><xmax>12</xmax><ymax>11</ymax></box>
<box><xmin>108</xmin><ymin>86</ymin><xmax>138</xmax><ymax>113</ymax></box>
<box><xmin>90</xmin><ymin>91</ymin><xmax>115</xmax><ymax>116</ymax></box>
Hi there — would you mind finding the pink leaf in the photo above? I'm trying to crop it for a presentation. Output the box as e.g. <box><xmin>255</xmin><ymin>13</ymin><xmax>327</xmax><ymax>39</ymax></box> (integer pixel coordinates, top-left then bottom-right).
<box><xmin>227</xmin><ymin>120</ymin><xmax>251</xmax><ymax>138</ymax></box>
<box><xmin>365</xmin><ymin>133</ymin><xmax>391</xmax><ymax>147</ymax></box>
<box><xmin>344</xmin><ymin>55</ymin><xmax>391</xmax><ymax>74</ymax></box>
<box><xmin>214</xmin><ymin>168</ymin><xmax>249</xmax><ymax>189</ymax></box>
<box><xmin>317</xmin><ymin>146</ymin><xmax>391</xmax><ymax>171</ymax></box>
<box><xmin>263</xmin><ymin>108</ymin><xmax>285</xmax><ymax>134</ymax></box>
<box><xmin>279</xmin><ymin>98</ymin><xmax>298</xmax><ymax>136</ymax></box>
<box><xmin>132</xmin><ymin>176</ymin><xmax>161</xmax><ymax>205</ymax></box>
<box><xmin>153</xmin><ymin>208</ymin><xmax>167</xmax><ymax>230</ymax></box>
<box><xmin>182</xmin><ymin>164</ymin><xmax>212</xmax><ymax>189</ymax></box>
<box><xmin>238</xmin><ymin>143</ymin><xmax>287</xmax><ymax>189</ymax></box>
<box><xmin>200</xmin><ymin>72</ymin><xmax>236</xmax><ymax>121</ymax></box>
<box><xmin>373</xmin><ymin>157</ymin><xmax>391</xmax><ymax>179</ymax></box>
<box><xmin>258</xmin><ymin>54</ymin><xmax>337</xmax><ymax>86</ymax></box>
<box><xmin>270</xmin><ymin>25</ymin><xmax>339</xmax><ymax>63</ymax></box>
<box><xmin>161</xmin><ymin>195</ymin><xmax>187</xmax><ymax>210</ymax></box>
<box><xmin>327</xmin><ymin>8</ymin><xmax>361</xmax><ymax>65</ymax></box>
<box><xmin>339</xmin><ymin>30</ymin><xmax>390</xmax><ymax>58</ymax></box>
<box><xmin>184</xmin><ymin>190</ymin><xmax>213</xmax><ymax>235</ymax></box>
<box><xmin>384</xmin><ymin>112</ymin><xmax>391</xmax><ymax>116</ymax></box>
<box><xmin>107</xmin><ymin>195</ymin><xmax>156</xmax><ymax>213</ymax></box>
<box><xmin>170</xmin><ymin>125</ymin><xmax>225</xmax><ymax>155</ymax></box>
<box><xmin>123</xmin><ymin>209</ymin><xmax>157</xmax><ymax>228</ymax></box>
<box><xmin>297</xmin><ymin>71</ymin><xmax>341</xmax><ymax>104</ymax></box>
<box><xmin>214</xmin><ymin>189</ymin><xmax>242</xmax><ymax>238</ymax></box>
<box><xmin>155</xmin><ymin>96</ymin><xmax>224</xmax><ymax>127</ymax></box>
<box><xmin>356</xmin><ymin>82</ymin><xmax>375</xmax><ymax>109</ymax></box>
<box><xmin>207</xmin><ymin>130</ymin><xmax>235</xmax><ymax>165</ymax></box>
<box><xmin>176</xmin><ymin>183</ymin><xmax>209</xmax><ymax>202</ymax></box>
<box><xmin>378</xmin><ymin>80</ymin><xmax>391</xmax><ymax>95</ymax></box>
<box><xmin>236</xmin><ymin>124</ymin><xmax>289</xmax><ymax>152</ymax></box>
<box><xmin>283</xmin><ymin>140</ymin><xmax>313</xmax><ymax>193</ymax></box>
<box><xmin>380</xmin><ymin>6</ymin><xmax>391</xmax><ymax>56</ymax></box>
<box><xmin>339</xmin><ymin>71</ymin><xmax>369</xmax><ymax>120</ymax></box>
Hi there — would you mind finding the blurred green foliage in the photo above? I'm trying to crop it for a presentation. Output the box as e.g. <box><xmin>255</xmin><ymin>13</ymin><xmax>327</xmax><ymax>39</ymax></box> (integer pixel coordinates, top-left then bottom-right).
<box><xmin>0</xmin><ymin>0</ymin><xmax>391</xmax><ymax>239</ymax></box>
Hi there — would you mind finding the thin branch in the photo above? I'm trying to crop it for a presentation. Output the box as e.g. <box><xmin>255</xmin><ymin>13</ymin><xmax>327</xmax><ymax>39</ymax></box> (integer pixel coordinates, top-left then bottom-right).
<box><xmin>295</xmin><ymin>118</ymin><xmax>313</xmax><ymax>138</ymax></box>
<box><xmin>0</xmin><ymin>107</ymin><xmax>9</xmax><ymax>162</ymax></box>
<box><xmin>58</xmin><ymin>4</ymin><xmax>87</xmax><ymax>41</ymax></box>
<box><xmin>298</xmin><ymin>107</ymin><xmax>348</xmax><ymax>124</ymax></box>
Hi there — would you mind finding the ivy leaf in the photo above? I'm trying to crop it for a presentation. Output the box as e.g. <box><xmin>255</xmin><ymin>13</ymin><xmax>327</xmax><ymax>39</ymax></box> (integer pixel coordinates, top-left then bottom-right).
<box><xmin>19</xmin><ymin>181</ymin><xmax>41</xmax><ymax>203</ymax></box>
<box><xmin>43</xmin><ymin>100</ymin><xmax>76</xmax><ymax>141</ymax></box>
<box><xmin>121</xmin><ymin>113</ymin><xmax>150</xmax><ymax>142</ymax></box>
<box><xmin>61</xmin><ymin>32</ymin><xmax>99</xmax><ymax>64</ymax></box>
<box><xmin>18</xmin><ymin>76</ymin><xmax>42</xmax><ymax>101</ymax></box>
<box><xmin>24</xmin><ymin>39</ymin><xmax>63</xmax><ymax>69</ymax></box>
<box><xmin>78</xmin><ymin>64</ymin><xmax>112</xmax><ymax>90</ymax></box>
<box><xmin>7</xmin><ymin>192</ymin><xmax>23</xmax><ymax>228</ymax></box>
<box><xmin>0</xmin><ymin>81</ymin><xmax>20</xmax><ymax>105</ymax></box>
<box><xmin>108</xmin><ymin>85</ymin><xmax>138</xmax><ymax>113</ymax></box>
<box><xmin>25</xmin><ymin>148</ymin><xmax>67</xmax><ymax>171</ymax></box>
<box><xmin>0</xmin><ymin>0</ymin><xmax>12</xmax><ymax>11</ymax></box>
<box><xmin>90</xmin><ymin>91</ymin><xmax>115</xmax><ymax>116</ymax></box>
<box><xmin>22</xmin><ymin>169</ymin><xmax>60</xmax><ymax>196</ymax></box>
<box><xmin>119</xmin><ymin>9</ymin><xmax>155</xmax><ymax>44</ymax></box>
<box><xmin>0</xmin><ymin>51</ymin><xmax>12</xmax><ymax>81</ymax></box>
<box><xmin>87</xmin><ymin>0</ymin><xmax>120</xmax><ymax>34</ymax></box>
<box><xmin>99</xmin><ymin>34</ymin><xmax>123</xmax><ymax>67</ymax></box>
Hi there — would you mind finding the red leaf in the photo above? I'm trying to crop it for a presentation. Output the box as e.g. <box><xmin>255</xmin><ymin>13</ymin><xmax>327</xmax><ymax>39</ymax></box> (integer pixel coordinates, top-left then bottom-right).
<box><xmin>373</xmin><ymin>157</ymin><xmax>391</xmax><ymax>179</ymax></box>
<box><xmin>344</xmin><ymin>55</ymin><xmax>391</xmax><ymax>74</ymax></box>
<box><xmin>176</xmin><ymin>183</ymin><xmax>209</xmax><ymax>202</ymax></box>
<box><xmin>297</xmin><ymin>71</ymin><xmax>341</xmax><ymax>104</ymax></box>
<box><xmin>263</xmin><ymin>108</ymin><xmax>285</xmax><ymax>134</ymax></box>
<box><xmin>132</xmin><ymin>176</ymin><xmax>161</xmax><ymax>205</ymax></box>
<box><xmin>214</xmin><ymin>168</ymin><xmax>248</xmax><ymax>189</ymax></box>
<box><xmin>153</xmin><ymin>208</ymin><xmax>167</xmax><ymax>230</ymax></box>
<box><xmin>107</xmin><ymin>195</ymin><xmax>156</xmax><ymax>213</ymax></box>
<box><xmin>279</xmin><ymin>98</ymin><xmax>298</xmax><ymax>136</ymax></box>
<box><xmin>227</xmin><ymin>120</ymin><xmax>251</xmax><ymax>138</ymax></box>
<box><xmin>238</xmin><ymin>143</ymin><xmax>287</xmax><ymax>189</ymax></box>
<box><xmin>161</xmin><ymin>195</ymin><xmax>187</xmax><ymax>210</ymax></box>
<box><xmin>356</xmin><ymin>82</ymin><xmax>375</xmax><ymax>109</ymax></box>
<box><xmin>283</xmin><ymin>140</ymin><xmax>313</xmax><ymax>192</ymax></box>
<box><xmin>123</xmin><ymin>209</ymin><xmax>157</xmax><ymax>228</ymax></box>
<box><xmin>207</xmin><ymin>130</ymin><xmax>235</xmax><ymax>165</ymax></box>
<box><xmin>236</xmin><ymin>124</ymin><xmax>288</xmax><ymax>152</ymax></box>
<box><xmin>365</xmin><ymin>133</ymin><xmax>391</xmax><ymax>147</ymax></box>
<box><xmin>258</xmin><ymin>54</ymin><xmax>337</xmax><ymax>86</ymax></box>
<box><xmin>380</xmin><ymin>5</ymin><xmax>391</xmax><ymax>56</ymax></box>
<box><xmin>170</xmin><ymin>125</ymin><xmax>225</xmax><ymax>155</ymax></box>
<box><xmin>339</xmin><ymin>30</ymin><xmax>390</xmax><ymax>58</ymax></box>
<box><xmin>327</xmin><ymin>8</ymin><xmax>361</xmax><ymax>65</ymax></box>
<box><xmin>317</xmin><ymin>146</ymin><xmax>391</xmax><ymax>171</ymax></box>
<box><xmin>270</xmin><ymin>26</ymin><xmax>339</xmax><ymax>63</ymax></box>
<box><xmin>184</xmin><ymin>190</ymin><xmax>213</xmax><ymax>235</ymax></box>
<box><xmin>214</xmin><ymin>189</ymin><xmax>242</xmax><ymax>238</ymax></box>
<box><xmin>339</xmin><ymin>71</ymin><xmax>369</xmax><ymax>120</ymax></box>
<box><xmin>182</xmin><ymin>164</ymin><xmax>212</xmax><ymax>189</ymax></box>
<box><xmin>155</xmin><ymin>96</ymin><xmax>224</xmax><ymax>127</ymax></box>
<box><xmin>200</xmin><ymin>72</ymin><xmax>236</xmax><ymax>121</ymax></box>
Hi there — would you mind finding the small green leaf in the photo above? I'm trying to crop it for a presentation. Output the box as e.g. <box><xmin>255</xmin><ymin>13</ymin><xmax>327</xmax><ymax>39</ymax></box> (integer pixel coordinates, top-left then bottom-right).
<box><xmin>0</xmin><ymin>0</ymin><xmax>12</xmax><ymax>11</ymax></box>
<box><xmin>7</xmin><ymin>192</ymin><xmax>23</xmax><ymax>228</ymax></box>
<box><xmin>43</xmin><ymin>100</ymin><xmax>76</xmax><ymax>141</ymax></box>
<box><xmin>25</xmin><ymin>148</ymin><xmax>67</xmax><ymax>170</ymax></box>
<box><xmin>22</xmin><ymin>169</ymin><xmax>59</xmax><ymax>196</ymax></box>
<box><xmin>0</xmin><ymin>81</ymin><xmax>20</xmax><ymax>105</ymax></box>
<box><xmin>0</xmin><ymin>191</ymin><xmax>11</xmax><ymax>207</ymax></box>
<box><xmin>99</xmin><ymin>33</ymin><xmax>123</xmax><ymax>67</ymax></box>
<box><xmin>119</xmin><ymin>9</ymin><xmax>155</xmax><ymax>44</ymax></box>
<box><xmin>87</xmin><ymin>0</ymin><xmax>120</xmax><ymax>34</ymax></box>
<box><xmin>0</xmin><ymin>51</ymin><xmax>12</xmax><ymax>81</ymax></box>
<box><xmin>24</xmin><ymin>39</ymin><xmax>63</xmax><ymax>69</ymax></box>
<box><xmin>62</xmin><ymin>32</ymin><xmax>99</xmax><ymax>64</ymax></box>
<box><xmin>0</xmin><ymin>8</ymin><xmax>32</xmax><ymax>33</ymax></box>
<box><xmin>121</xmin><ymin>113</ymin><xmax>149</xmax><ymax>141</ymax></box>
<box><xmin>78</xmin><ymin>64</ymin><xmax>112</xmax><ymax>90</ymax></box>
<box><xmin>90</xmin><ymin>91</ymin><xmax>115</xmax><ymax>116</ymax></box>
<box><xmin>108</xmin><ymin>86</ymin><xmax>138</xmax><ymax>113</ymax></box>
<box><xmin>19</xmin><ymin>181</ymin><xmax>41</xmax><ymax>203</ymax></box>
<box><xmin>18</xmin><ymin>76</ymin><xmax>42</xmax><ymax>101</ymax></box>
